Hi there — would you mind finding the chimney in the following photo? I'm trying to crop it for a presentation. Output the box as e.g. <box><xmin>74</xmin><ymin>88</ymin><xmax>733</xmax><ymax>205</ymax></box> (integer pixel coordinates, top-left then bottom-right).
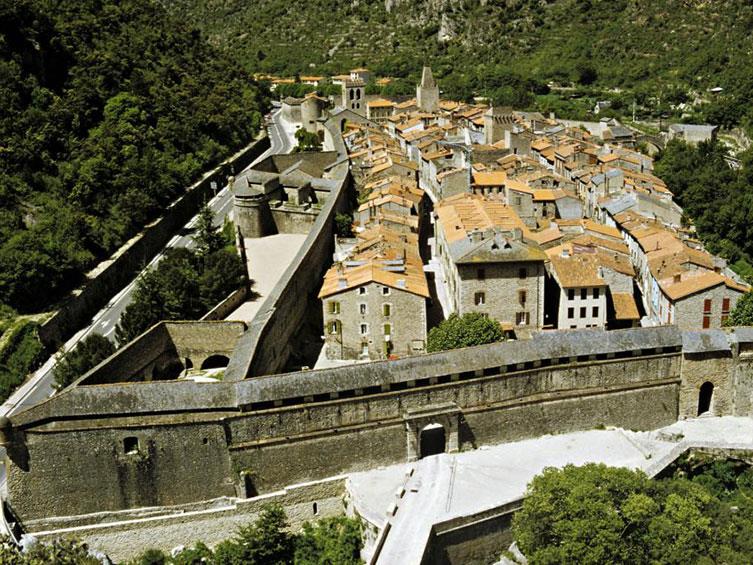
<box><xmin>561</xmin><ymin>248</ymin><xmax>570</xmax><ymax>258</ymax></box>
<box><xmin>469</xmin><ymin>229</ymin><xmax>483</xmax><ymax>243</ymax></box>
<box><xmin>674</xmin><ymin>274</ymin><xmax>682</xmax><ymax>283</ymax></box>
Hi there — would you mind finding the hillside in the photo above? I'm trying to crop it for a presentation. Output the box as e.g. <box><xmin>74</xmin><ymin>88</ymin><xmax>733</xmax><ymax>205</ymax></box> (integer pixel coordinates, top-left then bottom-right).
<box><xmin>0</xmin><ymin>0</ymin><xmax>269</xmax><ymax>314</ymax></box>
<box><xmin>163</xmin><ymin>0</ymin><xmax>753</xmax><ymax>127</ymax></box>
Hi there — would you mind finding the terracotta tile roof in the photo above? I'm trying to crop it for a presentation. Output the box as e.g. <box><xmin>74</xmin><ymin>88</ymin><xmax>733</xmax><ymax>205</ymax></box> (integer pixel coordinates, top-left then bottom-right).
<box><xmin>612</xmin><ymin>292</ymin><xmax>640</xmax><ymax>320</ymax></box>
<box><xmin>395</xmin><ymin>118</ymin><xmax>423</xmax><ymax>133</ymax></box>
<box><xmin>472</xmin><ymin>171</ymin><xmax>507</xmax><ymax>186</ymax></box>
<box><xmin>548</xmin><ymin>250</ymin><xmax>607</xmax><ymax>288</ymax></box>
<box><xmin>367</xmin><ymin>98</ymin><xmax>396</xmax><ymax>108</ymax></box>
<box><xmin>395</xmin><ymin>99</ymin><xmax>418</xmax><ymax>109</ymax></box>
<box><xmin>660</xmin><ymin>271</ymin><xmax>749</xmax><ymax>301</ymax></box>
<box><xmin>435</xmin><ymin>193</ymin><xmax>530</xmax><ymax>244</ymax></box>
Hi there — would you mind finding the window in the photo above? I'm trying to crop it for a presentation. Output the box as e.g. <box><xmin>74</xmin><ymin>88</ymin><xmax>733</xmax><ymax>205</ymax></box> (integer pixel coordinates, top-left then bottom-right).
<box><xmin>475</xmin><ymin>292</ymin><xmax>486</xmax><ymax>306</ymax></box>
<box><xmin>360</xmin><ymin>323</ymin><xmax>368</xmax><ymax>335</ymax></box>
<box><xmin>519</xmin><ymin>290</ymin><xmax>527</xmax><ymax>305</ymax></box>
<box><xmin>383</xmin><ymin>323</ymin><xmax>391</xmax><ymax>336</ymax></box>
<box><xmin>580</xmin><ymin>307</ymin><xmax>587</xmax><ymax>318</ymax></box>
<box><xmin>361</xmin><ymin>342</ymin><xmax>369</xmax><ymax>356</ymax></box>
<box><xmin>328</xmin><ymin>301</ymin><xmax>340</xmax><ymax>314</ymax></box>
<box><xmin>568</xmin><ymin>307</ymin><xmax>574</xmax><ymax>318</ymax></box>
<box><xmin>519</xmin><ymin>268</ymin><xmax>527</xmax><ymax>279</ymax></box>
<box><xmin>383</xmin><ymin>304</ymin><xmax>391</xmax><ymax>317</ymax></box>
<box><xmin>703</xmin><ymin>315</ymin><xmax>711</xmax><ymax>329</ymax></box>
<box><xmin>359</xmin><ymin>303</ymin><xmax>367</xmax><ymax>315</ymax></box>
<box><xmin>382</xmin><ymin>287</ymin><xmax>391</xmax><ymax>296</ymax></box>
<box><xmin>568</xmin><ymin>289</ymin><xmax>575</xmax><ymax>301</ymax></box>
<box><xmin>516</xmin><ymin>312</ymin><xmax>530</xmax><ymax>326</ymax></box>
<box><xmin>722</xmin><ymin>298</ymin><xmax>731</xmax><ymax>313</ymax></box>
<box><xmin>477</xmin><ymin>268</ymin><xmax>486</xmax><ymax>280</ymax></box>
<box><xmin>359</xmin><ymin>287</ymin><xmax>367</xmax><ymax>295</ymax></box>
<box><xmin>704</xmin><ymin>298</ymin><xmax>712</xmax><ymax>314</ymax></box>
<box><xmin>592</xmin><ymin>306</ymin><xmax>599</xmax><ymax>318</ymax></box>
<box><xmin>593</xmin><ymin>288</ymin><xmax>600</xmax><ymax>299</ymax></box>
<box><xmin>514</xmin><ymin>196</ymin><xmax>522</xmax><ymax>206</ymax></box>
<box><xmin>581</xmin><ymin>288</ymin><xmax>587</xmax><ymax>300</ymax></box>
<box><xmin>123</xmin><ymin>437</ymin><xmax>139</xmax><ymax>455</ymax></box>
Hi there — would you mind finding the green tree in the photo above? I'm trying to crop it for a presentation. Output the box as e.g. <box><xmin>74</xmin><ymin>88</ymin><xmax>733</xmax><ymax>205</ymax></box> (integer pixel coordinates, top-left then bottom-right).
<box><xmin>725</xmin><ymin>292</ymin><xmax>753</xmax><ymax>326</ymax></box>
<box><xmin>426</xmin><ymin>313</ymin><xmax>504</xmax><ymax>353</ymax></box>
<box><xmin>334</xmin><ymin>213</ymin><xmax>354</xmax><ymax>238</ymax></box>
<box><xmin>512</xmin><ymin>463</ymin><xmax>720</xmax><ymax>565</ymax></box>
<box><xmin>294</xmin><ymin>128</ymin><xmax>322</xmax><ymax>152</ymax></box>
<box><xmin>194</xmin><ymin>204</ymin><xmax>225</xmax><ymax>258</ymax></box>
<box><xmin>213</xmin><ymin>504</ymin><xmax>295</xmax><ymax>565</ymax></box>
<box><xmin>295</xmin><ymin>516</ymin><xmax>363</xmax><ymax>565</ymax></box>
<box><xmin>53</xmin><ymin>333</ymin><xmax>116</xmax><ymax>389</ymax></box>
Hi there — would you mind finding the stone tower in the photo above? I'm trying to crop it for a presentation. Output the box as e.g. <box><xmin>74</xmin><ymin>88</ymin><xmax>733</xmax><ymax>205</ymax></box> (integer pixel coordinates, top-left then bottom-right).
<box><xmin>232</xmin><ymin>177</ymin><xmax>277</xmax><ymax>239</ymax></box>
<box><xmin>416</xmin><ymin>66</ymin><xmax>439</xmax><ymax>113</ymax></box>
<box><xmin>341</xmin><ymin>78</ymin><xmax>366</xmax><ymax>116</ymax></box>
<box><xmin>483</xmin><ymin>106</ymin><xmax>515</xmax><ymax>144</ymax></box>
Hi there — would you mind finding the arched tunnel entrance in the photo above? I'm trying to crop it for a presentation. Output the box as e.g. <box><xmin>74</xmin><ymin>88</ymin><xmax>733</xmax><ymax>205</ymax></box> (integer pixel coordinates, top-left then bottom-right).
<box><xmin>698</xmin><ymin>381</ymin><xmax>714</xmax><ymax>415</ymax></box>
<box><xmin>420</xmin><ymin>423</ymin><xmax>446</xmax><ymax>458</ymax></box>
<box><xmin>200</xmin><ymin>355</ymin><xmax>230</xmax><ymax>370</ymax></box>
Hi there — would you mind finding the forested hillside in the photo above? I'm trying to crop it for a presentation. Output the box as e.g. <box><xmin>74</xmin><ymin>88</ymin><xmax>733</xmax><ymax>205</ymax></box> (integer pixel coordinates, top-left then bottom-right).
<box><xmin>164</xmin><ymin>0</ymin><xmax>753</xmax><ymax>128</ymax></box>
<box><xmin>0</xmin><ymin>0</ymin><xmax>268</xmax><ymax>314</ymax></box>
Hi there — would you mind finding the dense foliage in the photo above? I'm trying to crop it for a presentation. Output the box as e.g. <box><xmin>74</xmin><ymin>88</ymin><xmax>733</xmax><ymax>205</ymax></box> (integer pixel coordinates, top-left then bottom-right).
<box><xmin>115</xmin><ymin>246</ymin><xmax>245</xmax><ymax>345</ymax></box>
<box><xmin>726</xmin><ymin>292</ymin><xmax>753</xmax><ymax>327</ymax></box>
<box><xmin>0</xmin><ymin>319</ymin><xmax>46</xmax><ymax>402</ymax></box>
<box><xmin>0</xmin><ymin>536</ymin><xmax>102</xmax><ymax>564</ymax></box>
<box><xmin>654</xmin><ymin>140</ymin><xmax>753</xmax><ymax>280</ymax></box>
<box><xmin>129</xmin><ymin>505</ymin><xmax>363</xmax><ymax>565</ymax></box>
<box><xmin>0</xmin><ymin>0</ymin><xmax>268</xmax><ymax>314</ymax></box>
<box><xmin>426</xmin><ymin>312</ymin><xmax>504</xmax><ymax>353</ymax></box>
<box><xmin>116</xmin><ymin>205</ymin><xmax>245</xmax><ymax>344</ymax></box>
<box><xmin>53</xmin><ymin>333</ymin><xmax>115</xmax><ymax>390</ymax></box>
<box><xmin>294</xmin><ymin>129</ymin><xmax>323</xmax><ymax>153</ymax></box>
<box><xmin>165</xmin><ymin>0</ymin><xmax>753</xmax><ymax>129</ymax></box>
<box><xmin>513</xmin><ymin>458</ymin><xmax>753</xmax><ymax>564</ymax></box>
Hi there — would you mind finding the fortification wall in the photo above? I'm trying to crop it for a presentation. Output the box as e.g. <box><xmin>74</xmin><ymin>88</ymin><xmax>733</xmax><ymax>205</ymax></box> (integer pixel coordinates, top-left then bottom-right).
<box><xmin>225</xmin><ymin>115</ymin><xmax>353</xmax><ymax>379</ymax></box>
<box><xmin>74</xmin><ymin>324</ymin><xmax>175</xmax><ymax>385</ymax></box>
<box><xmin>270</xmin><ymin>206</ymin><xmax>319</xmax><ymax>234</ymax></box>
<box><xmin>31</xmin><ymin>477</ymin><xmax>346</xmax><ymax>563</ymax></box>
<box><xmin>37</xmin><ymin>135</ymin><xmax>270</xmax><ymax>351</ymax></box>
<box><xmin>6</xmin><ymin>333</ymin><xmax>683</xmax><ymax>522</ymax></box>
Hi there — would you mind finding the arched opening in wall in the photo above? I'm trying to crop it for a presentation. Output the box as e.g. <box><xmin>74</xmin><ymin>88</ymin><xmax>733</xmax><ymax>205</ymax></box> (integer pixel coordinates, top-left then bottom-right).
<box><xmin>698</xmin><ymin>381</ymin><xmax>714</xmax><ymax>415</ymax></box>
<box><xmin>185</xmin><ymin>358</ymin><xmax>193</xmax><ymax>370</ymax></box>
<box><xmin>420</xmin><ymin>423</ymin><xmax>446</xmax><ymax>458</ymax></box>
<box><xmin>201</xmin><ymin>355</ymin><xmax>230</xmax><ymax>370</ymax></box>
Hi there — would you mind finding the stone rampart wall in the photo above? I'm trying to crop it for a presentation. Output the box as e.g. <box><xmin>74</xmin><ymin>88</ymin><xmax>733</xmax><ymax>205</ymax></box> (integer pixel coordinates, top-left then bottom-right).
<box><xmin>9</xmin><ymin>346</ymin><xmax>681</xmax><ymax>521</ymax></box>
<box><xmin>37</xmin><ymin>135</ymin><xmax>270</xmax><ymax>351</ymax></box>
<box><xmin>225</xmin><ymin>115</ymin><xmax>352</xmax><ymax>379</ymax></box>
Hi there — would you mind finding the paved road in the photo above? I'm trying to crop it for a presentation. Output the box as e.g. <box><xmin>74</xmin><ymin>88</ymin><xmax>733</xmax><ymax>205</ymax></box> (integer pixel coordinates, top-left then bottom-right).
<box><xmin>0</xmin><ymin>109</ymin><xmax>296</xmax><ymax>494</ymax></box>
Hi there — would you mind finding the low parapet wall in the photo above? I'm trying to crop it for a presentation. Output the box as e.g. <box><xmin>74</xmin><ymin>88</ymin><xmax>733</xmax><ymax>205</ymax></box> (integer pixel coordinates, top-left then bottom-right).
<box><xmin>30</xmin><ymin>476</ymin><xmax>347</xmax><ymax>563</ymax></box>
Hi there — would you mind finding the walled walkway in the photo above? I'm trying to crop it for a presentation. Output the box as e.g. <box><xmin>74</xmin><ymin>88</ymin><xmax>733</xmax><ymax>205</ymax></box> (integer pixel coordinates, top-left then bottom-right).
<box><xmin>349</xmin><ymin>416</ymin><xmax>753</xmax><ymax>564</ymax></box>
<box><xmin>226</xmin><ymin>234</ymin><xmax>307</xmax><ymax>323</ymax></box>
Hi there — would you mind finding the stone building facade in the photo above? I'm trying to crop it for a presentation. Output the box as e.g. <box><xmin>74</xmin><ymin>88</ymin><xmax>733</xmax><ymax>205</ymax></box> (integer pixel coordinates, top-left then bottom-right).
<box><xmin>321</xmin><ymin>279</ymin><xmax>427</xmax><ymax>360</ymax></box>
<box><xmin>434</xmin><ymin>193</ymin><xmax>547</xmax><ymax>331</ymax></box>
